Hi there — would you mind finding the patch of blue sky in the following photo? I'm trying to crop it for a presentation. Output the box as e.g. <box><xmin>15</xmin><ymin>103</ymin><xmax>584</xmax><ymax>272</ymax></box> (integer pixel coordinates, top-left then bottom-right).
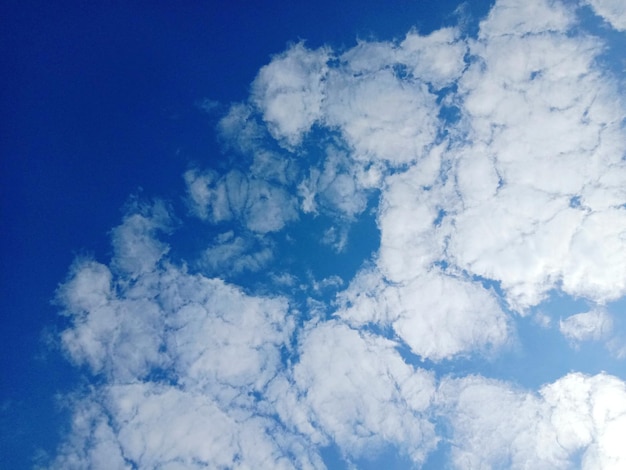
<box><xmin>279</xmin><ymin>203</ymin><xmax>380</xmax><ymax>286</ymax></box>
<box><xmin>575</xmin><ymin>3</ymin><xmax>626</xmax><ymax>78</ymax></box>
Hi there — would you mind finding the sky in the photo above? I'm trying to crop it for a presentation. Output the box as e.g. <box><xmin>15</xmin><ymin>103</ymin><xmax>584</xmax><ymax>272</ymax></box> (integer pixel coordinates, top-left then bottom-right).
<box><xmin>1</xmin><ymin>0</ymin><xmax>626</xmax><ymax>468</ymax></box>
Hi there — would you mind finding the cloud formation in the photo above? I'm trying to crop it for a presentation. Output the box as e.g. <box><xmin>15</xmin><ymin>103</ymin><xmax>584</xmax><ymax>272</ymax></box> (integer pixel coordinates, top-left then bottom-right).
<box><xmin>49</xmin><ymin>0</ymin><xmax>626</xmax><ymax>468</ymax></box>
<box><xmin>439</xmin><ymin>372</ymin><xmax>626</xmax><ymax>469</ymax></box>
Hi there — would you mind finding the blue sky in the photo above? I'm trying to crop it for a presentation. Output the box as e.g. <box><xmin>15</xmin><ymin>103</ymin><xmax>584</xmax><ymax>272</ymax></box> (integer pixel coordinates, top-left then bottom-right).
<box><xmin>2</xmin><ymin>0</ymin><xmax>626</xmax><ymax>468</ymax></box>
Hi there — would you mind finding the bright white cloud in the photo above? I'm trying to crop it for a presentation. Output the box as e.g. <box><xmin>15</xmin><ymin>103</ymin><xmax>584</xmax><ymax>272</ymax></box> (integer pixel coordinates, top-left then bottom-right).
<box><xmin>439</xmin><ymin>372</ymin><xmax>626</xmax><ymax>469</ymax></box>
<box><xmin>51</xmin><ymin>0</ymin><xmax>626</xmax><ymax>468</ymax></box>
<box><xmin>323</xmin><ymin>67</ymin><xmax>439</xmax><ymax>165</ymax></box>
<box><xmin>52</xmin><ymin>203</ymin><xmax>318</xmax><ymax>468</ymax></box>
<box><xmin>269</xmin><ymin>321</ymin><xmax>438</xmax><ymax>465</ymax></box>
<box><xmin>52</xmin><ymin>385</ymin><xmax>324</xmax><ymax>470</ymax></box>
<box><xmin>440</xmin><ymin>1</ymin><xmax>626</xmax><ymax>311</ymax></box>
<box><xmin>252</xmin><ymin>43</ymin><xmax>329</xmax><ymax>148</ymax></box>
<box><xmin>478</xmin><ymin>0</ymin><xmax>575</xmax><ymax>38</ymax></box>
<box><xmin>337</xmin><ymin>268</ymin><xmax>510</xmax><ymax>361</ymax></box>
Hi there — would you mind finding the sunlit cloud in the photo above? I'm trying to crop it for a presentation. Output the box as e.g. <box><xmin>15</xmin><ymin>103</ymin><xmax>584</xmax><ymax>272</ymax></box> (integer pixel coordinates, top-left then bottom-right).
<box><xmin>48</xmin><ymin>0</ymin><xmax>626</xmax><ymax>468</ymax></box>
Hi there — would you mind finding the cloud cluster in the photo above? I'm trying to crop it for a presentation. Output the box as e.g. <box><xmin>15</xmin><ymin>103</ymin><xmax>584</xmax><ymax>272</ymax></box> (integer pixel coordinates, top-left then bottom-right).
<box><xmin>50</xmin><ymin>0</ymin><xmax>626</xmax><ymax>468</ymax></box>
<box><xmin>440</xmin><ymin>372</ymin><xmax>626</xmax><ymax>469</ymax></box>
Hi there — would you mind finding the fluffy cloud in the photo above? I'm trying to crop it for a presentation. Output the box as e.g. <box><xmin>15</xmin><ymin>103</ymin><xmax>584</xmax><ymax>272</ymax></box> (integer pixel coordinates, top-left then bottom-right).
<box><xmin>268</xmin><ymin>321</ymin><xmax>438</xmax><ymax>465</ymax></box>
<box><xmin>52</xmin><ymin>203</ymin><xmax>317</xmax><ymax>468</ymax></box>
<box><xmin>323</xmin><ymin>67</ymin><xmax>439</xmax><ymax>165</ymax></box>
<box><xmin>337</xmin><ymin>267</ymin><xmax>510</xmax><ymax>361</ymax></box>
<box><xmin>440</xmin><ymin>0</ymin><xmax>626</xmax><ymax>311</ymax></box>
<box><xmin>439</xmin><ymin>372</ymin><xmax>626</xmax><ymax>469</ymax></box>
<box><xmin>252</xmin><ymin>43</ymin><xmax>330</xmax><ymax>148</ymax></box>
<box><xmin>52</xmin><ymin>385</ymin><xmax>324</xmax><ymax>470</ymax></box>
<box><xmin>50</xmin><ymin>0</ymin><xmax>626</xmax><ymax>468</ymax></box>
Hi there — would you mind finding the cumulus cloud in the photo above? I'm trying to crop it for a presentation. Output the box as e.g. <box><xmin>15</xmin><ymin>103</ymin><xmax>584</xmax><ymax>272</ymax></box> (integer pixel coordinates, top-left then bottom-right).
<box><xmin>50</xmin><ymin>0</ymin><xmax>626</xmax><ymax>468</ymax></box>
<box><xmin>323</xmin><ymin>67</ymin><xmax>439</xmax><ymax>165</ymax></box>
<box><xmin>268</xmin><ymin>321</ymin><xmax>438</xmax><ymax>465</ymax></box>
<box><xmin>337</xmin><ymin>267</ymin><xmax>510</xmax><ymax>361</ymax></box>
<box><xmin>438</xmin><ymin>372</ymin><xmax>626</xmax><ymax>469</ymax></box>
<box><xmin>52</xmin><ymin>203</ymin><xmax>317</xmax><ymax>468</ymax></box>
<box><xmin>252</xmin><ymin>43</ymin><xmax>330</xmax><ymax>148</ymax></box>
<box><xmin>439</xmin><ymin>0</ymin><xmax>626</xmax><ymax>311</ymax></box>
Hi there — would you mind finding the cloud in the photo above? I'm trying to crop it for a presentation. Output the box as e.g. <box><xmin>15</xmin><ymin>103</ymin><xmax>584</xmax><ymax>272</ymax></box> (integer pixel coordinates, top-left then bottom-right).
<box><xmin>298</xmin><ymin>146</ymin><xmax>369</xmax><ymax>218</ymax></box>
<box><xmin>58</xmin><ymin>259</ymin><xmax>165</xmax><ymax>382</ymax></box>
<box><xmin>478</xmin><ymin>0</ymin><xmax>575</xmax><ymax>37</ymax></box>
<box><xmin>560</xmin><ymin>308</ymin><xmax>613</xmax><ymax>343</ymax></box>
<box><xmin>585</xmin><ymin>0</ymin><xmax>626</xmax><ymax>31</ymax></box>
<box><xmin>252</xmin><ymin>43</ymin><xmax>330</xmax><ymax>148</ymax></box>
<box><xmin>52</xmin><ymin>203</ymin><xmax>322</xmax><ymax>468</ymax></box>
<box><xmin>52</xmin><ymin>384</ymin><xmax>324</xmax><ymax>470</ymax></box>
<box><xmin>184</xmin><ymin>169</ymin><xmax>298</xmax><ymax>233</ymax></box>
<box><xmin>337</xmin><ymin>267</ymin><xmax>510</xmax><ymax>361</ymax></box>
<box><xmin>440</xmin><ymin>0</ymin><xmax>626</xmax><ymax>311</ymax></box>
<box><xmin>49</xmin><ymin>0</ymin><xmax>626</xmax><ymax>467</ymax></box>
<box><xmin>323</xmin><ymin>66</ymin><xmax>439</xmax><ymax>165</ymax></box>
<box><xmin>438</xmin><ymin>372</ymin><xmax>626</xmax><ymax>469</ymax></box>
<box><xmin>268</xmin><ymin>321</ymin><xmax>438</xmax><ymax>465</ymax></box>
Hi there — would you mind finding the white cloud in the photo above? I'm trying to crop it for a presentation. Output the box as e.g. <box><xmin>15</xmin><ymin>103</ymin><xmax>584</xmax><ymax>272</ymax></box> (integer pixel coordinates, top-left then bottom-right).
<box><xmin>562</xmin><ymin>209</ymin><xmax>626</xmax><ymax>302</ymax></box>
<box><xmin>440</xmin><ymin>2</ymin><xmax>626</xmax><ymax>311</ymax></box>
<box><xmin>49</xmin><ymin>397</ymin><xmax>129</xmax><ymax>470</ymax></box>
<box><xmin>51</xmin><ymin>385</ymin><xmax>324</xmax><ymax>470</ymax></box>
<box><xmin>560</xmin><ymin>308</ymin><xmax>613</xmax><ymax>343</ymax></box>
<box><xmin>252</xmin><ymin>43</ymin><xmax>329</xmax><ymax>148</ymax></box>
<box><xmin>110</xmin><ymin>200</ymin><xmax>172</xmax><ymax>278</ymax></box>
<box><xmin>375</xmin><ymin>162</ymin><xmax>449</xmax><ymax>283</ymax></box>
<box><xmin>478</xmin><ymin>0</ymin><xmax>575</xmax><ymax>38</ymax></box>
<box><xmin>162</xmin><ymin>274</ymin><xmax>294</xmax><ymax>397</ymax></box>
<box><xmin>585</xmin><ymin>0</ymin><xmax>626</xmax><ymax>31</ymax></box>
<box><xmin>397</xmin><ymin>27</ymin><xmax>467</xmax><ymax>88</ymax></box>
<box><xmin>50</xmin><ymin>0</ymin><xmax>626</xmax><ymax>468</ymax></box>
<box><xmin>298</xmin><ymin>146</ymin><xmax>369</xmax><ymax>218</ymax></box>
<box><xmin>323</xmin><ymin>67</ymin><xmax>439</xmax><ymax>165</ymax></box>
<box><xmin>269</xmin><ymin>321</ymin><xmax>438</xmax><ymax>465</ymax></box>
<box><xmin>53</xmin><ymin>204</ymin><xmax>318</xmax><ymax>468</ymax></box>
<box><xmin>58</xmin><ymin>257</ymin><xmax>166</xmax><ymax>382</ymax></box>
<box><xmin>439</xmin><ymin>372</ymin><xmax>626</xmax><ymax>469</ymax></box>
<box><xmin>337</xmin><ymin>268</ymin><xmax>510</xmax><ymax>361</ymax></box>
